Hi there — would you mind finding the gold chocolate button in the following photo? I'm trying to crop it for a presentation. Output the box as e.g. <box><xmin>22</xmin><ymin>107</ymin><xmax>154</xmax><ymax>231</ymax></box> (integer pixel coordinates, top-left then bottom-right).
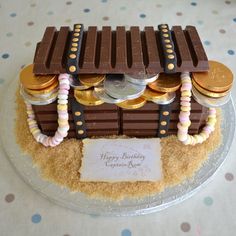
<box><xmin>166</xmin><ymin>49</ymin><xmax>173</xmax><ymax>53</ymax></box>
<box><xmin>74</xmin><ymin>89</ymin><xmax>104</xmax><ymax>106</ymax></box>
<box><xmin>20</xmin><ymin>64</ymin><xmax>57</xmax><ymax>90</ymax></box>
<box><xmin>192</xmin><ymin>60</ymin><xmax>233</xmax><ymax>93</ymax></box>
<box><xmin>117</xmin><ymin>97</ymin><xmax>146</xmax><ymax>110</ymax></box>
<box><xmin>76</xmin><ymin>121</ymin><xmax>83</xmax><ymax>126</ymax></box>
<box><xmin>160</xmin><ymin>130</ymin><xmax>166</xmax><ymax>134</ymax></box>
<box><xmin>72</xmin><ymin>43</ymin><xmax>78</xmax><ymax>47</ymax></box>
<box><xmin>163</xmin><ymin>33</ymin><xmax>169</xmax><ymax>37</ymax></box>
<box><xmin>69</xmin><ymin>54</ymin><xmax>76</xmax><ymax>59</ymax></box>
<box><xmin>74</xmin><ymin>29</ymin><xmax>80</xmax><ymax>32</ymax></box>
<box><xmin>78</xmin><ymin>130</ymin><xmax>84</xmax><ymax>135</ymax></box>
<box><xmin>163</xmin><ymin>111</ymin><xmax>169</xmax><ymax>116</ymax></box>
<box><xmin>164</xmin><ymin>39</ymin><xmax>170</xmax><ymax>43</ymax></box>
<box><xmin>148</xmin><ymin>73</ymin><xmax>181</xmax><ymax>93</ymax></box>
<box><xmin>72</xmin><ymin>38</ymin><xmax>79</xmax><ymax>42</ymax></box>
<box><xmin>74</xmin><ymin>33</ymin><xmax>80</xmax><ymax>37</ymax></box>
<box><xmin>75</xmin><ymin>111</ymin><xmax>81</xmax><ymax>116</ymax></box>
<box><xmin>161</xmin><ymin>121</ymin><xmax>167</xmax><ymax>126</ymax></box>
<box><xmin>69</xmin><ymin>66</ymin><xmax>76</xmax><ymax>72</ymax></box>
<box><xmin>167</xmin><ymin>63</ymin><xmax>175</xmax><ymax>70</ymax></box>
<box><xmin>168</xmin><ymin>54</ymin><xmax>175</xmax><ymax>59</ymax></box>
<box><xmin>71</xmin><ymin>47</ymin><xmax>77</xmax><ymax>52</ymax></box>
<box><xmin>79</xmin><ymin>74</ymin><xmax>105</xmax><ymax>87</ymax></box>
<box><xmin>165</xmin><ymin>44</ymin><xmax>172</xmax><ymax>48</ymax></box>
<box><xmin>75</xmin><ymin>24</ymin><xmax>81</xmax><ymax>29</ymax></box>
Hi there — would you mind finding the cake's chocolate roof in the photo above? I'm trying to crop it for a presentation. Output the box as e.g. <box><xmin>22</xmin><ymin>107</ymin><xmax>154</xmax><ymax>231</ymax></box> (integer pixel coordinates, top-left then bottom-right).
<box><xmin>33</xmin><ymin>25</ymin><xmax>209</xmax><ymax>75</ymax></box>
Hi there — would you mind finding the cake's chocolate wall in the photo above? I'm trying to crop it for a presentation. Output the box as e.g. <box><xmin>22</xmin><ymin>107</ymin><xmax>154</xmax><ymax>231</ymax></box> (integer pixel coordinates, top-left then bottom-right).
<box><xmin>32</xmin><ymin>93</ymin><xmax>208</xmax><ymax>138</ymax></box>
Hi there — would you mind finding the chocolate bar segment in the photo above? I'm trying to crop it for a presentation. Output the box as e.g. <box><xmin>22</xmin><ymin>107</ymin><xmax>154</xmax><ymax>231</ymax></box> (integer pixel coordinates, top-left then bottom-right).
<box><xmin>115</xmin><ymin>26</ymin><xmax>128</xmax><ymax>71</ymax></box>
<box><xmin>130</xmin><ymin>27</ymin><xmax>145</xmax><ymax>75</ymax></box>
<box><xmin>185</xmin><ymin>26</ymin><xmax>209</xmax><ymax>70</ymax></box>
<box><xmin>144</xmin><ymin>26</ymin><xmax>162</xmax><ymax>75</ymax></box>
<box><xmin>34</xmin><ymin>27</ymin><xmax>57</xmax><ymax>74</ymax></box>
<box><xmin>99</xmin><ymin>26</ymin><xmax>112</xmax><ymax>70</ymax></box>
<box><xmin>66</xmin><ymin>24</ymin><xmax>84</xmax><ymax>74</ymax></box>
<box><xmin>82</xmin><ymin>26</ymin><xmax>98</xmax><ymax>70</ymax></box>
<box><xmin>171</xmin><ymin>26</ymin><xmax>193</xmax><ymax>70</ymax></box>
<box><xmin>51</xmin><ymin>26</ymin><xmax>70</xmax><ymax>73</ymax></box>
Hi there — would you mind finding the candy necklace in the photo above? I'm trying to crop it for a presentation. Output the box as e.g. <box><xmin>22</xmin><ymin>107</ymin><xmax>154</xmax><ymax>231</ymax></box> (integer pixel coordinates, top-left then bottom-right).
<box><xmin>177</xmin><ymin>72</ymin><xmax>217</xmax><ymax>145</ymax></box>
<box><xmin>24</xmin><ymin>73</ymin><xmax>70</xmax><ymax>147</ymax></box>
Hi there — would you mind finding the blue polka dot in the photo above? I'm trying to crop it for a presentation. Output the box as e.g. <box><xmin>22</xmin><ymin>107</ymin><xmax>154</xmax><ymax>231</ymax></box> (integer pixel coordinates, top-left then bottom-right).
<box><xmin>47</xmin><ymin>11</ymin><xmax>53</xmax><ymax>15</ymax></box>
<box><xmin>121</xmin><ymin>229</ymin><xmax>132</xmax><ymax>236</ymax></box>
<box><xmin>6</xmin><ymin>32</ymin><xmax>13</xmax><ymax>37</ymax></box>
<box><xmin>31</xmin><ymin>214</ymin><xmax>41</xmax><ymax>223</ymax></box>
<box><xmin>204</xmin><ymin>196</ymin><xmax>213</xmax><ymax>206</ymax></box>
<box><xmin>2</xmin><ymin>53</ymin><xmax>9</xmax><ymax>59</ymax></box>
<box><xmin>204</xmin><ymin>40</ymin><xmax>211</xmax><ymax>46</ymax></box>
<box><xmin>120</xmin><ymin>6</ymin><xmax>126</xmax><ymax>10</ymax></box>
<box><xmin>101</xmin><ymin>0</ymin><xmax>107</xmax><ymax>2</ymax></box>
<box><xmin>233</xmin><ymin>18</ymin><xmax>236</xmax><ymax>22</ymax></box>
<box><xmin>139</xmin><ymin>14</ymin><xmax>146</xmax><ymax>18</ymax></box>
<box><xmin>228</xmin><ymin>50</ymin><xmax>235</xmax><ymax>55</ymax></box>
<box><xmin>0</xmin><ymin>78</ymin><xmax>5</xmax><ymax>84</ymax></box>
<box><xmin>89</xmin><ymin>213</ymin><xmax>100</xmax><ymax>218</ymax></box>
<box><xmin>10</xmin><ymin>13</ymin><xmax>16</xmax><ymax>17</ymax></box>
<box><xmin>197</xmin><ymin>20</ymin><xmax>203</xmax><ymax>25</ymax></box>
<box><xmin>191</xmin><ymin>2</ymin><xmax>197</xmax><ymax>6</ymax></box>
<box><xmin>83</xmin><ymin>8</ymin><xmax>90</xmax><ymax>13</ymax></box>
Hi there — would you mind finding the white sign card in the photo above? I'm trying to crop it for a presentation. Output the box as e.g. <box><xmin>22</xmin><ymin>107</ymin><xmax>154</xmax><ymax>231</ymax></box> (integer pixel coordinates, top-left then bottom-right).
<box><xmin>80</xmin><ymin>138</ymin><xmax>162</xmax><ymax>182</ymax></box>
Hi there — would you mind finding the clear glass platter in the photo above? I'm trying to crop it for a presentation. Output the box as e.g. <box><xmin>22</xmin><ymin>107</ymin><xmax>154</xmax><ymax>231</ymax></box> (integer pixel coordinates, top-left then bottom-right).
<box><xmin>0</xmin><ymin>76</ymin><xmax>235</xmax><ymax>216</ymax></box>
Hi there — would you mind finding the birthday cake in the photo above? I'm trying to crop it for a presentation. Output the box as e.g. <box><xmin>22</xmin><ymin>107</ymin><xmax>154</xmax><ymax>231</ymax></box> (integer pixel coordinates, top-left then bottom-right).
<box><xmin>16</xmin><ymin>24</ymin><xmax>233</xmax><ymax>199</ymax></box>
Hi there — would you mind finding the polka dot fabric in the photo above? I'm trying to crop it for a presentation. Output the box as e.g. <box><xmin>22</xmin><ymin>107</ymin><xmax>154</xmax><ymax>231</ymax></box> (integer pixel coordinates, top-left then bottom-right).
<box><xmin>0</xmin><ymin>0</ymin><xmax>236</xmax><ymax>235</ymax></box>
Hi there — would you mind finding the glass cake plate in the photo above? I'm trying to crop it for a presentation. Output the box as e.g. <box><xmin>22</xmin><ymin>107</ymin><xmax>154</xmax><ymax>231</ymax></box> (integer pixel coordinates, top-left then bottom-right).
<box><xmin>0</xmin><ymin>76</ymin><xmax>235</xmax><ymax>216</ymax></box>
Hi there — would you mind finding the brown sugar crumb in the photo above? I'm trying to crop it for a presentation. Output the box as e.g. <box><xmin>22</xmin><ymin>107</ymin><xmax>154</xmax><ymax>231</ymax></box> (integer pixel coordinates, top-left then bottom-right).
<box><xmin>15</xmin><ymin>91</ymin><xmax>222</xmax><ymax>201</ymax></box>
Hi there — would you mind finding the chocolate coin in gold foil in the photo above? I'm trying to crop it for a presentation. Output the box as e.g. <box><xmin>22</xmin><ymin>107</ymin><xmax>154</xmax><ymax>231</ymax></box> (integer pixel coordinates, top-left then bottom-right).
<box><xmin>192</xmin><ymin>79</ymin><xmax>229</xmax><ymax>98</ymax></box>
<box><xmin>117</xmin><ymin>97</ymin><xmax>146</xmax><ymax>109</ymax></box>
<box><xmin>69</xmin><ymin>76</ymin><xmax>91</xmax><ymax>90</ymax></box>
<box><xmin>192</xmin><ymin>85</ymin><xmax>230</xmax><ymax>108</ymax></box>
<box><xmin>20</xmin><ymin>64</ymin><xmax>57</xmax><ymax>90</ymax></box>
<box><xmin>152</xmin><ymin>92</ymin><xmax>176</xmax><ymax>105</ymax></box>
<box><xmin>20</xmin><ymin>85</ymin><xmax>58</xmax><ymax>105</ymax></box>
<box><xmin>148</xmin><ymin>73</ymin><xmax>181</xmax><ymax>93</ymax></box>
<box><xmin>192</xmin><ymin>60</ymin><xmax>233</xmax><ymax>92</ymax></box>
<box><xmin>25</xmin><ymin>80</ymin><xmax>59</xmax><ymax>95</ymax></box>
<box><xmin>74</xmin><ymin>89</ymin><xmax>104</xmax><ymax>106</ymax></box>
<box><xmin>142</xmin><ymin>87</ymin><xmax>166</xmax><ymax>101</ymax></box>
<box><xmin>79</xmin><ymin>74</ymin><xmax>105</xmax><ymax>87</ymax></box>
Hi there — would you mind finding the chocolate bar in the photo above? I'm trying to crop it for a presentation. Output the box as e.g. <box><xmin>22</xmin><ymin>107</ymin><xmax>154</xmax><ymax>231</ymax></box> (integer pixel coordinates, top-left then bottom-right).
<box><xmin>33</xmin><ymin>25</ymin><xmax>208</xmax><ymax>75</ymax></box>
<box><xmin>32</xmin><ymin>92</ymin><xmax>208</xmax><ymax>138</ymax></box>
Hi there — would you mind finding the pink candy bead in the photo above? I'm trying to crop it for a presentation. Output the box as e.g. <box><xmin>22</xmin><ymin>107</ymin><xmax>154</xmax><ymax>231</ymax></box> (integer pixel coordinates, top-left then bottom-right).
<box><xmin>209</xmin><ymin>109</ymin><xmax>216</xmax><ymax>115</ymax></box>
<box><xmin>180</xmin><ymin>83</ymin><xmax>192</xmax><ymax>91</ymax></box>
<box><xmin>180</xmin><ymin>97</ymin><xmax>191</xmax><ymax>102</ymax></box>
<box><xmin>180</xmin><ymin>101</ymin><xmax>190</xmax><ymax>107</ymax></box>
<box><xmin>58</xmin><ymin>74</ymin><xmax>69</xmax><ymax>80</ymax></box>
<box><xmin>60</xmin><ymin>84</ymin><xmax>70</xmax><ymax>90</ymax></box>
